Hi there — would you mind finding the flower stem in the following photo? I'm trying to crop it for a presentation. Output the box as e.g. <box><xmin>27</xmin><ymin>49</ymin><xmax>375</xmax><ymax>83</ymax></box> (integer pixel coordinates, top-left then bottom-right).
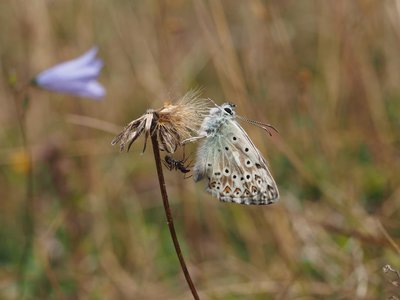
<box><xmin>11</xmin><ymin>90</ymin><xmax>34</xmax><ymax>297</ymax></box>
<box><xmin>150</xmin><ymin>133</ymin><xmax>200</xmax><ymax>300</ymax></box>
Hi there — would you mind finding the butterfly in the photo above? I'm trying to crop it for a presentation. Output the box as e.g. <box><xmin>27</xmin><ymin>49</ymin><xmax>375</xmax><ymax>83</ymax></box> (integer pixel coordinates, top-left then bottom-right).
<box><xmin>185</xmin><ymin>102</ymin><xmax>279</xmax><ymax>205</ymax></box>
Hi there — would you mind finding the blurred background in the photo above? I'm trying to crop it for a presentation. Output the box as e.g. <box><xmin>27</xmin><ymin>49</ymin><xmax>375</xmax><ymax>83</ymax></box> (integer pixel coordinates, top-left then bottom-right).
<box><xmin>1</xmin><ymin>0</ymin><xmax>400</xmax><ymax>299</ymax></box>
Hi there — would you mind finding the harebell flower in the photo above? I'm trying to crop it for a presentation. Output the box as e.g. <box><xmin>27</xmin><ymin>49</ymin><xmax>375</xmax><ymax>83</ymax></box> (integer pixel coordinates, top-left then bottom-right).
<box><xmin>33</xmin><ymin>47</ymin><xmax>105</xmax><ymax>100</ymax></box>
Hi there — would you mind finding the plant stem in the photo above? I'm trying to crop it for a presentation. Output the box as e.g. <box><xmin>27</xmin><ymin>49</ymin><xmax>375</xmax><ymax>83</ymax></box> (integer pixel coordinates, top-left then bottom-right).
<box><xmin>150</xmin><ymin>133</ymin><xmax>200</xmax><ymax>300</ymax></box>
<box><xmin>11</xmin><ymin>91</ymin><xmax>34</xmax><ymax>297</ymax></box>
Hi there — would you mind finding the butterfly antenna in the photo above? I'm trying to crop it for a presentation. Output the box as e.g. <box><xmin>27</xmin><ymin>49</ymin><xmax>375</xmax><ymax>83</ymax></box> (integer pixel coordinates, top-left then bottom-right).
<box><xmin>237</xmin><ymin>115</ymin><xmax>279</xmax><ymax>136</ymax></box>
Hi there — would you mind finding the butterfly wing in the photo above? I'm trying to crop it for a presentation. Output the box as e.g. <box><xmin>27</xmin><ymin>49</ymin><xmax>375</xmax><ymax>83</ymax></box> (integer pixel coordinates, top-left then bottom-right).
<box><xmin>193</xmin><ymin>119</ymin><xmax>279</xmax><ymax>205</ymax></box>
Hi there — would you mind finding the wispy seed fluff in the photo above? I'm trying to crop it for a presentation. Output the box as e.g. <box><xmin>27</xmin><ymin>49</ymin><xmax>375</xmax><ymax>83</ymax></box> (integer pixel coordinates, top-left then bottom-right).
<box><xmin>111</xmin><ymin>90</ymin><xmax>210</xmax><ymax>153</ymax></box>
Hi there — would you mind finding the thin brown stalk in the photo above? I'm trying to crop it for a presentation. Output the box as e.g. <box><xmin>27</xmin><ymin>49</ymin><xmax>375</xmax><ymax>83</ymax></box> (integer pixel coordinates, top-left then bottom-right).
<box><xmin>9</xmin><ymin>86</ymin><xmax>35</xmax><ymax>297</ymax></box>
<box><xmin>376</xmin><ymin>219</ymin><xmax>400</xmax><ymax>255</ymax></box>
<box><xmin>150</xmin><ymin>133</ymin><xmax>200</xmax><ymax>300</ymax></box>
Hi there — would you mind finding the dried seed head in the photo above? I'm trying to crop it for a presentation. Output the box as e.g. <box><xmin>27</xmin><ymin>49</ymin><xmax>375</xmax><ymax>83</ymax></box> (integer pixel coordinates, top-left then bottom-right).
<box><xmin>112</xmin><ymin>90</ymin><xmax>210</xmax><ymax>153</ymax></box>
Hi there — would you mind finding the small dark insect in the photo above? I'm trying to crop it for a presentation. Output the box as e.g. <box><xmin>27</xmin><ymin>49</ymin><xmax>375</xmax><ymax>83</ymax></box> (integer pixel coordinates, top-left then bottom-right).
<box><xmin>163</xmin><ymin>154</ymin><xmax>192</xmax><ymax>177</ymax></box>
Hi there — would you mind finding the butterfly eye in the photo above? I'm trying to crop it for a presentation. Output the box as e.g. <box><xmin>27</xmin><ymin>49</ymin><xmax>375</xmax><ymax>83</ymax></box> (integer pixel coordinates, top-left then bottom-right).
<box><xmin>224</xmin><ymin>107</ymin><xmax>232</xmax><ymax>115</ymax></box>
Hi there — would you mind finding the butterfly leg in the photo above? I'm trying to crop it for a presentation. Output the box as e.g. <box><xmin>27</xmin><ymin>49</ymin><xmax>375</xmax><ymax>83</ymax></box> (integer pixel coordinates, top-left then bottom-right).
<box><xmin>181</xmin><ymin>134</ymin><xmax>207</xmax><ymax>145</ymax></box>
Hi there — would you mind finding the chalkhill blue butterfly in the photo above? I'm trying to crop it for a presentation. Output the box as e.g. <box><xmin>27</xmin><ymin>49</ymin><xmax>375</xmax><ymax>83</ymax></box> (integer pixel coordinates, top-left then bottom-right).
<box><xmin>185</xmin><ymin>102</ymin><xmax>279</xmax><ymax>205</ymax></box>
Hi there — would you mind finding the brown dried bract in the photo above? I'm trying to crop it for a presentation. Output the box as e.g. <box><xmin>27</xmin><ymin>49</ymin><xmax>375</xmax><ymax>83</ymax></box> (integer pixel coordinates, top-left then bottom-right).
<box><xmin>111</xmin><ymin>90</ymin><xmax>210</xmax><ymax>153</ymax></box>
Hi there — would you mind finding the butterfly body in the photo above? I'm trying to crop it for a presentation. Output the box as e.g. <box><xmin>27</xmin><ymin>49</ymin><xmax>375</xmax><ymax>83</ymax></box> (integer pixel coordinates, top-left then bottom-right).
<box><xmin>193</xmin><ymin>103</ymin><xmax>279</xmax><ymax>205</ymax></box>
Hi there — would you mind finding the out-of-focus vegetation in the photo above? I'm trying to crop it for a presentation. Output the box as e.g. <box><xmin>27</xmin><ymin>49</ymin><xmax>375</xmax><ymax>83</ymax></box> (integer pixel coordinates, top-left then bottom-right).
<box><xmin>1</xmin><ymin>0</ymin><xmax>400</xmax><ymax>299</ymax></box>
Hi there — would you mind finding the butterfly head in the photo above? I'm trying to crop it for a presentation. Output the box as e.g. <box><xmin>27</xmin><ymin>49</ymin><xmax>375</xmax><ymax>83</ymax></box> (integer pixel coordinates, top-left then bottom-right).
<box><xmin>222</xmin><ymin>102</ymin><xmax>236</xmax><ymax>116</ymax></box>
<box><xmin>209</xmin><ymin>102</ymin><xmax>236</xmax><ymax>118</ymax></box>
